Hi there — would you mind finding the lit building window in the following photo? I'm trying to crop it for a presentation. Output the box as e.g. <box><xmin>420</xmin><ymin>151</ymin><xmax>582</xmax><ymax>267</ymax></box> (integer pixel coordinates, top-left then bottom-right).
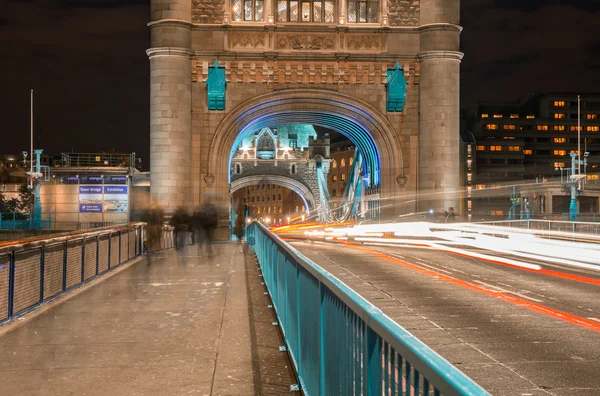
<box><xmin>485</xmin><ymin>124</ymin><xmax>499</xmax><ymax>130</ymax></box>
<box><xmin>553</xmin><ymin>150</ymin><xmax>567</xmax><ymax>156</ymax></box>
<box><xmin>491</xmin><ymin>210</ymin><xmax>504</xmax><ymax>216</ymax></box>
<box><xmin>553</xmin><ymin>125</ymin><xmax>565</xmax><ymax>131</ymax></box>
<box><xmin>233</xmin><ymin>0</ymin><xmax>265</xmax><ymax>21</ymax></box>
<box><xmin>490</xmin><ymin>146</ymin><xmax>503</xmax><ymax>152</ymax></box>
<box><xmin>348</xmin><ymin>0</ymin><xmax>379</xmax><ymax>23</ymax></box>
<box><xmin>476</xmin><ymin>145</ymin><xmax>486</xmax><ymax>151</ymax></box>
<box><xmin>481</xmin><ymin>114</ymin><xmax>489</xmax><ymax>118</ymax></box>
<box><xmin>332</xmin><ymin>160</ymin><xmax>337</xmax><ymax>168</ymax></box>
<box><xmin>507</xmin><ymin>146</ymin><xmax>521</xmax><ymax>152</ymax></box>
<box><xmin>554</xmin><ymin>162</ymin><xmax>565</xmax><ymax>168</ymax></box>
<box><xmin>569</xmin><ymin>126</ymin><xmax>583</xmax><ymax>132</ymax></box>
<box><xmin>349</xmin><ymin>157</ymin><xmax>353</xmax><ymax>165</ymax></box>
<box><xmin>553</xmin><ymin>137</ymin><xmax>567</xmax><ymax>143</ymax></box>
<box><xmin>95</xmin><ymin>156</ymin><xmax>101</xmax><ymax>162</ymax></box>
<box><xmin>537</xmin><ymin>125</ymin><xmax>549</xmax><ymax>131</ymax></box>
<box><xmin>587</xmin><ymin>175</ymin><xmax>599</xmax><ymax>180</ymax></box>
<box><xmin>586</xmin><ymin>114</ymin><xmax>598</xmax><ymax>120</ymax></box>
<box><xmin>493</xmin><ymin>114</ymin><xmax>503</xmax><ymax>118</ymax></box>
<box><xmin>341</xmin><ymin>159</ymin><xmax>346</xmax><ymax>167</ymax></box>
<box><xmin>526</xmin><ymin>115</ymin><xmax>535</xmax><ymax>119</ymax></box>
<box><xmin>277</xmin><ymin>0</ymin><xmax>335</xmax><ymax>22</ymax></box>
<box><xmin>341</xmin><ymin>173</ymin><xmax>346</xmax><ymax>181</ymax></box>
<box><xmin>554</xmin><ymin>113</ymin><xmax>566</xmax><ymax>119</ymax></box>
<box><xmin>510</xmin><ymin>114</ymin><xmax>519</xmax><ymax>119</ymax></box>
<box><xmin>586</xmin><ymin>126</ymin><xmax>600</xmax><ymax>132</ymax></box>
<box><xmin>476</xmin><ymin>184</ymin><xmax>485</xmax><ymax>190</ymax></box>
<box><xmin>467</xmin><ymin>201</ymin><xmax>472</xmax><ymax>210</ymax></box>
<box><xmin>332</xmin><ymin>174</ymin><xmax>337</xmax><ymax>181</ymax></box>
<box><xmin>553</xmin><ymin>101</ymin><xmax>566</xmax><ymax>107</ymax></box>
<box><xmin>503</xmin><ymin>125</ymin><xmax>516</xmax><ymax>130</ymax></box>
<box><xmin>467</xmin><ymin>173</ymin><xmax>472</xmax><ymax>182</ymax></box>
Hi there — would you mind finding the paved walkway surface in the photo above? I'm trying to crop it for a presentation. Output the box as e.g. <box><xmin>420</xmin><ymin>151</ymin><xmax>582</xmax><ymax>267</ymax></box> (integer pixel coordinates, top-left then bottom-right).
<box><xmin>0</xmin><ymin>243</ymin><xmax>295</xmax><ymax>395</ymax></box>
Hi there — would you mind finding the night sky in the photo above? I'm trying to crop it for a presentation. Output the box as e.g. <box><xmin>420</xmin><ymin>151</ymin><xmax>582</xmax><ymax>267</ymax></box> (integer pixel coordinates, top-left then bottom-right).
<box><xmin>2</xmin><ymin>0</ymin><xmax>599</xmax><ymax>169</ymax></box>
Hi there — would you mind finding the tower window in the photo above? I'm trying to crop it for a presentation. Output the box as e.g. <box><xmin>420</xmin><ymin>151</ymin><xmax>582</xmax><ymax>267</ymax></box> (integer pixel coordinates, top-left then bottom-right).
<box><xmin>348</xmin><ymin>0</ymin><xmax>379</xmax><ymax>23</ymax></box>
<box><xmin>232</xmin><ymin>0</ymin><xmax>265</xmax><ymax>21</ymax></box>
<box><xmin>277</xmin><ymin>0</ymin><xmax>335</xmax><ymax>22</ymax></box>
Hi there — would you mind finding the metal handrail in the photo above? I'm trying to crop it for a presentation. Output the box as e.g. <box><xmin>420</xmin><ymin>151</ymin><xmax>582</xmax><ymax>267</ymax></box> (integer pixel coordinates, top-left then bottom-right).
<box><xmin>0</xmin><ymin>223</ymin><xmax>177</xmax><ymax>326</ymax></box>
<box><xmin>247</xmin><ymin>221</ymin><xmax>490</xmax><ymax>396</ymax></box>
<box><xmin>479</xmin><ymin>219</ymin><xmax>600</xmax><ymax>235</ymax></box>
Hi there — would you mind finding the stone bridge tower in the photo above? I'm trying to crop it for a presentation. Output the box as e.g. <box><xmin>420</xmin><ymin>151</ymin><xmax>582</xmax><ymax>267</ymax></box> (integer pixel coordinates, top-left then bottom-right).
<box><xmin>148</xmin><ymin>0</ymin><xmax>462</xmax><ymax>217</ymax></box>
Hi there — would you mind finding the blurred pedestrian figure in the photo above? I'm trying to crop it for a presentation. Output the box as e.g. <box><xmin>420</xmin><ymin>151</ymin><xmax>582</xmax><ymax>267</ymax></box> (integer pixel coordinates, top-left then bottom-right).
<box><xmin>233</xmin><ymin>204</ymin><xmax>248</xmax><ymax>253</ymax></box>
<box><xmin>170</xmin><ymin>207</ymin><xmax>190</xmax><ymax>250</ymax></box>
<box><xmin>194</xmin><ymin>202</ymin><xmax>218</xmax><ymax>257</ymax></box>
<box><xmin>445</xmin><ymin>207</ymin><xmax>456</xmax><ymax>223</ymax></box>
<box><xmin>142</xmin><ymin>204</ymin><xmax>164</xmax><ymax>252</ymax></box>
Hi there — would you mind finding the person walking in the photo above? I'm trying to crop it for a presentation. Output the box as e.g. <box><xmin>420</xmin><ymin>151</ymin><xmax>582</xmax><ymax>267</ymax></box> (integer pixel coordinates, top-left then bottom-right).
<box><xmin>233</xmin><ymin>204</ymin><xmax>248</xmax><ymax>253</ymax></box>
<box><xmin>445</xmin><ymin>207</ymin><xmax>456</xmax><ymax>223</ymax></box>
<box><xmin>194</xmin><ymin>202</ymin><xmax>218</xmax><ymax>257</ymax></box>
<box><xmin>170</xmin><ymin>207</ymin><xmax>190</xmax><ymax>250</ymax></box>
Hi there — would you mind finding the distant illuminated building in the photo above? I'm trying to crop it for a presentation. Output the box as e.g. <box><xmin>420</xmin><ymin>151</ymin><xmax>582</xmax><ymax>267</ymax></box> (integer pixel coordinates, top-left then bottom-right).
<box><xmin>465</xmin><ymin>93</ymin><xmax>600</xmax><ymax>219</ymax></box>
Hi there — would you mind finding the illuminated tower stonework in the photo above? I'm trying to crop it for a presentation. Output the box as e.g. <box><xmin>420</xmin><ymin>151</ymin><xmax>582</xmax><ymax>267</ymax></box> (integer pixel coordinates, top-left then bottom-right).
<box><xmin>148</xmin><ymin>0</ymin><xmax>463</xmax><ymax>217</ymax></box>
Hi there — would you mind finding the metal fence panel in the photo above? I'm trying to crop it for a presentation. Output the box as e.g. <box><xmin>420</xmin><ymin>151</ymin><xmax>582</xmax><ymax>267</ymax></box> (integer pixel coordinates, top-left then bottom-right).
<box><xmin>13</xmin><ymin>250</ymin><xmax>41</xmax><ymax>313</ymax></box>
<box><xmin>129</xmin><ymin>230</ymin><xmax>135</xmax><ymax>259</ymax></box>
<box><xmin>83</xmin><ymin>238</ymin><xmax>97</xmax><ymax>281</ymax></box>
<box><xmin>66</xmin><ymin>240</ymin><xmax>83</xmax><ymax>289</ymax></box>
<box><xmin>0</xmin><ymin>255</ymin><xmax>10</xmax><ymax>322</ymax></box>
<box><xmin>43</xmin><ymin>243</ymin><xmax>64</xmax><ymax>300</ymax></box>
<box><xmin>120</xmin><ymin>231</ymin><xmax>128</xmax><ymax>263</ymax></box>
<box><xmin>0</xmin><ymin>224</ymin><xmax>147</xmax><ymax>326</ymax></box>
<box><xmin>110</xmin><ymin>233</ymin><xmax>119</xmax><ymax>267</ymax></box>
<box><xmin>248</xmin><ymin>222</ymin><xmax>490</xmax><ymax>396</ymax></box>
<box><xmin>98</xmin><ymin>235</ymin><xmax>109</xmax><ymax>273</ymax></box>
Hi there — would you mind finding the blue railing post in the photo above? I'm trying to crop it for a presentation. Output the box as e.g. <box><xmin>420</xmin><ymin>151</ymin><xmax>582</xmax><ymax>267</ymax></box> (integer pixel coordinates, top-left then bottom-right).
<box><xmin>366</xmin><ymin>326</ymin><xmax>382</xmax><ymax>395</ymax></box>
<box><xmin>118</xmin><ymin>230</ymin><xmax>122</xmax><ymax>265</ymax></box>
<box><xmin>319</xmin><ymin>283</ymin><xmax>326</xmax><ymax>396</ymax></box>
<box><xmin>80</xmin><ymin>239</ymin><xmax>85</xmax><ymax>282</ymax></box>
<box><xmin>7</xmin><ymin>252</ymin><xmax>16</xmax><ymax>319</ymax></box>
<box><xmin>62</xmin><ymin>241</ymin><xmax>67</xmax><ymax>292</ymax></box>
<box><xmin>95</xmin><ymin>236</ymin><xmax>100</xmax><ymax>276</ymax></box>
<box><xmin>108</xmin><ymin>233</ymin><xmax>112</xmax><ymax>269</ymax></box>
<box><xmin>40</xmin><ymin>246</ymin><xmax>45</xmax><ymax>302</ymax></box>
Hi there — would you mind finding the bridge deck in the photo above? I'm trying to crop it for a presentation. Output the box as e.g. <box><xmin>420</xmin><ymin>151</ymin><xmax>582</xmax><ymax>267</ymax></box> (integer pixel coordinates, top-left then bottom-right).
<box><xmin>0</xmin><ymin>243</ymin><xmax>294</xmax><ymax>395</ymax></box>
<box><xmin>291</xmin><ymin>240</ymin><xmax>600</xmax><ymax>396</ymax></box>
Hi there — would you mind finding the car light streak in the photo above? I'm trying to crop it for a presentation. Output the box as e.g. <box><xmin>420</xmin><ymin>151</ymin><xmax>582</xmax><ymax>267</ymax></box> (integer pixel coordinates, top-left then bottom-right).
<box><xmin>340</xmin><ymin>242</ymin><xmax>600</xmax><ymax>333</ymax></box>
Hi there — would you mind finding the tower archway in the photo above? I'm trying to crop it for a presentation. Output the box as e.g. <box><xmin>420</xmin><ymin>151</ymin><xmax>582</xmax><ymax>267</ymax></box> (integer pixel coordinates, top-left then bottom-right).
<box><xmin>207</xmin><ymin>89</ymin><xmax>404</xmax><ymax>215</ymax></box>
<box><xmin>230</xmin><ymin>175</ymin><xmax>316</xmax><ymax>215</ymax></box>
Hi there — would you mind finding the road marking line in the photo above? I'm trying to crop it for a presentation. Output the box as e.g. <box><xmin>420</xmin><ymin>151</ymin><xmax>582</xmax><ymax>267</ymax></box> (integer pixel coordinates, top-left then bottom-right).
<box><xmin>588</xmin><ymin>317</ymin><xmax>600</xmax><ymax>323</ymax></box>
<box><xmin>472</xmin><ymin>280</ymin><xmax>545</xmax><ymax>303</ymax></box>
<box><xmin>340</xmin><ymin>241</ymin><xmax>600</xmax><ymax>333</ymax></box>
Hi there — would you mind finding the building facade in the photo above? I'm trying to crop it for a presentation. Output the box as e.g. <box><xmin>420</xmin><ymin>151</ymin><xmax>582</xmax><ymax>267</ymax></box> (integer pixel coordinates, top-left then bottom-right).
<box><xmin>148</xmin><ymin>0</ymin><xmax>463</xmax><ymax>225</ymax></box>
<box><xmin>466</xmin><ymin>93</ymin><xmax>600</xmax><ymax>219</ymax></box>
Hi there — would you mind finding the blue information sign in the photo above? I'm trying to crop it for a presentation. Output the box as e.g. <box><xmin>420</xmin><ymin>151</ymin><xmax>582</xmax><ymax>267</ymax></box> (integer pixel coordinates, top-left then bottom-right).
<box><xmin>80</xmin><ymin>204</ymin><xmax>103</xmax><ymax>213</ymax></box>
<box><xmin>103</xmin><ymin>186</ymin><xmax>128</xmax><ymax>194</ymax></box>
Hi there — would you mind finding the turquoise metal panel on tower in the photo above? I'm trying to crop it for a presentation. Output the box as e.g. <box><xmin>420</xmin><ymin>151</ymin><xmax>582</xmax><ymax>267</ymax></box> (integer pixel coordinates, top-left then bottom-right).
<box><xmin>207</xmin><ymin>60</ymin><xmax>226</xmax><ymax>111</ymax></box>
<box><xmin>386</xmin><ymin>62</ymin><xmax>407</xmax><ymax>112</ymax></box>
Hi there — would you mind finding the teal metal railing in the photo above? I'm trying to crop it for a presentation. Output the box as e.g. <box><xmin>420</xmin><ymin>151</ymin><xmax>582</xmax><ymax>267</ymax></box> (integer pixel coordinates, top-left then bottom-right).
<box><xmin>247</xmin><ymin>221</ymin><xmax>490</xmax><ymax>396</ymax></box>
<box><xmin>0</xmin><ymin>212</ymin><xmax>52</xmax><ymax>230</ymax></box>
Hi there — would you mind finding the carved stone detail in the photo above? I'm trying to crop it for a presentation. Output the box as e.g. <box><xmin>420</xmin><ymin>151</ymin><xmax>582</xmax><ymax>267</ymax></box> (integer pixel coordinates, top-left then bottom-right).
<box><xmin>396</xmin><ymin>174</ymin><xmax>408</xmax><ymax>188</ymax></box>
<box><xmin>193</xmin><ymin>60</ymin><xmax>420</xmax><ymax>86</ymax></box>
<box><xmin>204</xmin><ymin>174</ymin><xmax>215</xmax><ymax>187</ymax></box>
<box><xmin>346</xmin><ymin>35</ymin><xmax>381</xmax><ymax>51</ymax></box>
<box><xmin>275</xmin><ymin>35</ymin><xmax>336</xmax><ymax>51</ymax></box>
<box><xmin>192</xmin><ymin>0</ymin><xmax>225</xmax><ymax>24</ymax></box>
<box><xmin>387</xmin><ymin>0</ymin><xmax>420</xmax><ymax>26</ymax></box>
<box><xmin>230</xmin><ymin>32</ymin><xmax>266</xmax><ymax>49</ymax></box>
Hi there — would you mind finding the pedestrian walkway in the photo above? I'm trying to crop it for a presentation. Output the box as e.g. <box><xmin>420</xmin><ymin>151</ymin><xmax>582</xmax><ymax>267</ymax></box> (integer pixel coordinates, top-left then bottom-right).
<box><xmin>0</xmin><ymin>242</ymin><xmax>295</xmax><ymax>395</ymax></box>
